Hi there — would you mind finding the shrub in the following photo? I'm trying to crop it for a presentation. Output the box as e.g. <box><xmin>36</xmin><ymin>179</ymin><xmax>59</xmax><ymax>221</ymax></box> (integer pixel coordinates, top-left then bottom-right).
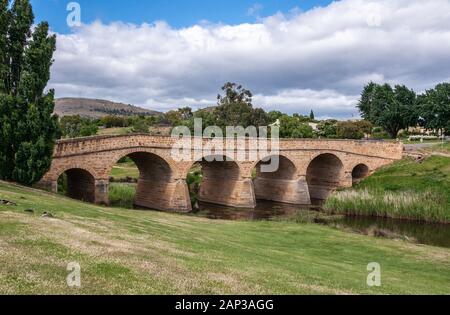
<box><xmin>108</xmin><ymin>183</ymin><xmax>136</xmax><ymax>209</ymax></box>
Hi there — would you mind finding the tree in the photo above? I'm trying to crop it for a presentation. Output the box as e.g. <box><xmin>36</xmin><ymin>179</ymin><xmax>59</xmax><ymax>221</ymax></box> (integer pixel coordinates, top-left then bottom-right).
<box><xmin>60</xmin><ymin>115</ymin><xmax>98</xmax><ymax>138</ymax></box>
<box><xmin>165</xmin><ymin>110</ymin><xmax>183</xmax><ymax>126</ymax></box>
<box><xmin>99</xmin><ymin>115</ymin><xmax>130</xmax><ymax>128</ymax></box>
<box><xmin>178</xmin><ymin>107</ymin><xmax>193</xmax><ymax>120</ymax></box>
<box><xmin>355</xmin><ymin>120</ymin><xmax>373</xmax><ymax>137</ymax></box>
<box><xmin>130</xmin><ymin>118</ymin><xmax>149</xmax><ymax>133</ymax></box>
<box><xmin>416</xmin><ymin>83</ymin><xmax>450</xmax><ymax>135</ymax></box>
<box><xmin>336</xmin><ymin>121</ymin><xmax>364</xmax><ymax>139</ymax></box>
<box><xmin>214</xmin><ymin>82</ymin><xmax>267</xmax><ymax>130</ymax></box>
<box><xmin>279</xmin><ymin>115</ymin><xmax>314</xmax><ymax>138</ymax></box>
<box><xmin>358</xmin><ymin>82</ymin><xmax>417</xmax><ymax>138</ymax></box>
<box><xmin>309</xmin><ymin>110</ymin><xmax>315</xmax><ymax>121</ymax></box>
<box><xmin>0</xmin><ymin>0</ymin><xmax>59</xmax><ymax>185</ymax></box>
<box><xmin>357</xmin><ymin>82</ymin><xmax>377</xmax><ymax>122</ymax></box>
<box><xmin>217</xmin><ymin>82</ymin><xmax>252</xmax><ymax>106</ymax></box>
<box><xmin>267</xmin><ymin>110</ymin><xmax>283</xmax><ymax>124</ymax></box>
<box><xmin>317</xmin><ymin>120</ymin><xmax>338</xmax><ymax>138</ymax></box>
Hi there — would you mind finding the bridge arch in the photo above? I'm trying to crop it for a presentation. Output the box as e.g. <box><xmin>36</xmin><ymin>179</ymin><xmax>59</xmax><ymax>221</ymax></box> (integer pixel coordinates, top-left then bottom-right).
<box><xmin>252</xmin><ymin>155</ymin><xmax>310</xmax><ymax>204</ymax></box>
<box><xmin>107</xmin><ymin>148</ymin><xmax>177</xmax><ymax>178</ymax></box>
<box><xmin>306</xmin><ymin>153</ymin><xmax>344</xmax><ymax>202</ymax></box>
<box><xmin>250</xmin><ymin>154</ymin><xmax>297</xmax><ymax>180</ymax></box>
<box><xmin>351</xmin><ymin>163</ymin><xmax>370</xmax><ymax>184</ymax></box>
<box><xmin>186</xmin><ymin>154</ymin><xmax>255</xmax><ymax>208</ymax></box>
<box><xmin>108</xmin><ymin>151</ymin><xmax>177</xmax><ymax>210</ymax></box>
<box><xmin>57</xmin><ymin>167</ymin><xmax>96</xmax><ymax>203</ymax></box>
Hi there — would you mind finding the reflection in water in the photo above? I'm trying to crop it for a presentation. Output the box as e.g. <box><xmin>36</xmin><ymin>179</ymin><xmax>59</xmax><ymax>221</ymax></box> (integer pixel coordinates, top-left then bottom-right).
<box><xmin>192</xmin><ymin>201</ymin><xmax>450</xmax><ymax>249</ymax></box>
<box><xmin>192</xmin><ymin>200</ymin><xmax>317</xmax><ymax>220</ymax></box>
<box><xmin>334</xmin><ymin>216</ymin><xmax>450</xmax><ymax>249</ymax></box>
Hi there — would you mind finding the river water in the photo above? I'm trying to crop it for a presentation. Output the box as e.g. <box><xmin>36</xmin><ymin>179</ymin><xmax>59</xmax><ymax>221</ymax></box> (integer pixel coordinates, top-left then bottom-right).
<box><xmin>192</xmin><ymin>201</ymin><xmax>450</xmax><ymax>249</ymax></box>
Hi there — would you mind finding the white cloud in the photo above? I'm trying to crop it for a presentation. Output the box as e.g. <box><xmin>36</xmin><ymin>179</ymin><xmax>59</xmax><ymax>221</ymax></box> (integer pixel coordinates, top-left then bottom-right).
<box><xmin>253</xmin><ymin>89</ymin><xmax>359</xmax><ymax>120</ymax></box>
<box><xmin>247</xmin><ymin>3</ymin><xmax>263</xmax><ymax>17</ymax></box>
<box><xmin>50</xmin><ymin>0</ymin><xmax>450</xmax><ymax>118</ymax></box>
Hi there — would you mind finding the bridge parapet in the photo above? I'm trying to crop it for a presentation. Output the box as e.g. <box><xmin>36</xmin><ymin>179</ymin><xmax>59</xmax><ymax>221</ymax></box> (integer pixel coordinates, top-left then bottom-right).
<box><xmin>54</xmin><ymin>134</ymin><xmax>403</xmax><ymax>161</ymax></box>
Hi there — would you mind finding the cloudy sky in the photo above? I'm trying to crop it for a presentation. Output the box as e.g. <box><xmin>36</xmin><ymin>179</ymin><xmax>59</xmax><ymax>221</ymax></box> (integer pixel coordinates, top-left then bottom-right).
<box><xmin>32</xmin><ymin>0</ymin><xmax>450</xmax><ymax>119</ymax></box>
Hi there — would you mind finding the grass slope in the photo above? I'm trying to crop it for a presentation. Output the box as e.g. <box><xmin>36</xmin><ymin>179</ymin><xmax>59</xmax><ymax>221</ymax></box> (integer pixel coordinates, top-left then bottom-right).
<box><xmin>325</xmin><ymin>156</ymin><xmax>450</xmax><ymax>223</ymax></box>
<box><xmin>428</xmin><ymin>142</ymin><xmax>450</xmax><ymax>154</ymax></box>
<box><xmin>1</xmin><ymin>181</ymin><xmax>449</xmax><ymax>294</ymax></box>
<box><xmin>110</xmin><ymin>161</ymin><xmax>140</xmax><ymax>180</ymax></box>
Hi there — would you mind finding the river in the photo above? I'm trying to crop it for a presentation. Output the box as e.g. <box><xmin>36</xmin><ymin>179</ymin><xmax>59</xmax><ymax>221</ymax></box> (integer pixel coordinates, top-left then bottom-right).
<box><xmin>191</xmin><ymin>201</ymin><xmax>450</xmax><ymax>249</ymax></box>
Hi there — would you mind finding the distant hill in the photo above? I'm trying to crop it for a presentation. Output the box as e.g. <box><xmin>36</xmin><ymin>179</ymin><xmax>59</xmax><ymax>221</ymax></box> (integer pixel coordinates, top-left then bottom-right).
<box><xmin>54</xmin><ymin>98</ymin><xmax>162</xmax><ymax>118</ymax></box>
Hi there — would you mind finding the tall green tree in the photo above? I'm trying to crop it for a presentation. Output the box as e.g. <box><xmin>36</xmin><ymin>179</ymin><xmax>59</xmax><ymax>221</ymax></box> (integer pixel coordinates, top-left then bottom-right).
<box><xmin>358</xmin><ymin>82</ymin><xmax>417</xmax><ymax>138</ymax></box>
<box><xmin>0</xmin><ymin>0</ymin><xmax>59</xmax><ymax>185</ymax></box>
<box><xmin>416</xmin><ymin>83</ymin><xmax>450</xmax><ymax>135</ymax></box>
<box><xmin>215</xmin><ymin>82</ymin><xmax>267</xmax><ymax>129</ymax></box>
<box><xmin>0</xmin><ymin>0</ymin><xmax>9</xmax><ymax>94</ymax></box>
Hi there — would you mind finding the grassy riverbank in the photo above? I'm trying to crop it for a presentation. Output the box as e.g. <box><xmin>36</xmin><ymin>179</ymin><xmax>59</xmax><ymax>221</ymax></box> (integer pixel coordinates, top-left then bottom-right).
<box><xmin>325</xmin><ymin>156</ymin><xmax>450</xmax><ymax>223</ymax></box>
<box><xmin>427</xmin><ymin>142</ymin><xmax>450</xmax><ymax>154</ymax></box>
<box><xmin>1</xmin><ymin>181</ymin><xmax>450</xmax><ymax>294</ymax></box>
<box><xmin>109</xmin><ymin>183</ymin><xmax>136</xmax><ymax>208</ymax></box>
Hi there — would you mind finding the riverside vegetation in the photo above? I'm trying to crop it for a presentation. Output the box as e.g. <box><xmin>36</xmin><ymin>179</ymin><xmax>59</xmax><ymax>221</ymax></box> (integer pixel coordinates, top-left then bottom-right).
<box><xmin>325</xmin><ymin>155</ymin><xmax>450</xmax><ymax>223</ymax></box>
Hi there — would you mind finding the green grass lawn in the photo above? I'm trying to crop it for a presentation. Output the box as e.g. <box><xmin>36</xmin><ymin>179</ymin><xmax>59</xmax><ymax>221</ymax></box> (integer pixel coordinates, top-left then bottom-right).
<box><xmin>325</xmin><ymin>156</ymin><xmax>450</xmax><ymax>223</ymax></box>
<box><xmin>110</xmin><ymin>161</ymin><xmax>140</xmax><ymax>180</ymax></box>
<box><xmin>428</xmin><ymin>142</ymin><xmax>450</xmax><ymax>154</ymax></box>
<box><xmin>0</xmin><ymin>181</ymin><xmax>449</xmax><ymax>294</ymax></box>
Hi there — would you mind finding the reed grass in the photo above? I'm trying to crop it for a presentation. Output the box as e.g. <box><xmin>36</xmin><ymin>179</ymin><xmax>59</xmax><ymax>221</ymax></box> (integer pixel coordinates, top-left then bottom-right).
<box><xmin>324</xmin><ymin>156</ymin><xmax>450</xmax><ymax>223</ymax></box>
<box><xmin>109</xmin><ymin>183</ymin><xmax>136</xmax><ymax>208</ymax></box>
<box><xmin>325</xmin><ymin>189</ymin><xmax>448</xmax><ymax>223</ymax></box>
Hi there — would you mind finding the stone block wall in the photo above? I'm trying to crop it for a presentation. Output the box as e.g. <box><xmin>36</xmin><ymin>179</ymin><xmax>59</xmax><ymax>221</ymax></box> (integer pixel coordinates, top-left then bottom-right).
<box><xmin>40</xmin><ymin>135</ymin><xmax>404</xmax><ymax>212</ymax></box>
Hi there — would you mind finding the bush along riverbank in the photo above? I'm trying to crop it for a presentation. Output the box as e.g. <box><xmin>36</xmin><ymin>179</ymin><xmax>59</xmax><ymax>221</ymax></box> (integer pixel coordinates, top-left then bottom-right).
<box><xmin>324</xmin><ymin>156</ymin><xmax>450</xmax><ymax>224</ymax></box>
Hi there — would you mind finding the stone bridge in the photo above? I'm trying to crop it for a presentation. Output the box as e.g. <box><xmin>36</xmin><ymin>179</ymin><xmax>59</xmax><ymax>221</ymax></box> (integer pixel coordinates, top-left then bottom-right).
<box><xmin>40</xmin><ymin>135</ymin><xmax>403</xmax><ymax>212</ymax></box>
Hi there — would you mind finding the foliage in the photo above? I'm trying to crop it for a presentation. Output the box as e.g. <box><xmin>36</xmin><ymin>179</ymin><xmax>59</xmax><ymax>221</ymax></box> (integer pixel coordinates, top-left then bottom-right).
<box><xmin>0</xmin><ymin>0</ymin><xmax>59</xmax><ymax>185</ymax></box>
<box><xmin>325</xmin><ymin>156</ymin><xmax>450</xmax><ymax>223</ymax></box>
<box><xmin>416</xmin><ymin>83</ymin><xmax>450</xmax><ymax>134</ymax></box>
<box><xmin>60</xmin><ymin>115</ymin><xmax>98</xmax><ymax>138</ymax></box>
<box><xmin>279</xmin><ymin>115</ymin><xmax>314</xmax><ymax>138</ymax></box>
<box><xmin>336</xmin><ymin>121</ymin><xmax>365</xmax><ymax>139</ymax></box>
<box><xmin>335</xmin><ymin>120</ymin><xmax>373</xmax><ymax>139</ymax></box>
<box><xmin>186</xmin><ymin>169</ymin><xmax>202</xmax><ymax>206</ymax></box>
<box><xmin>178</xmin><ymin>107</ymin><xmax>193</xmax><ymax>120</ymax></box>
<box><xmin>358</xmin><ymin>83</ymin><xmax>417</xmax><ymax>138</ymax></box>
<box><xmin>130</xmin><ymin>117</ymin><xmax>149</xmax><ymax>133</ymax></box>
<box><xmin>109</xmin><ymin>183</ymin><xmax>135</xmax><ymax>209</ymax></box>
<box><xmin>317</xmin><ymin>120</ymin><xmax>338</xmax><ymax>138</ymax></box>
<box><xmin>267</xmin><ymin>110</ymin><xmax>283</xmax><ymax>124</ymax></box>
<box><xmin>309</xmin><ymin>110</ymin><xmax>315</xmax><ymax>121</ymax></box>
<box><xmin>214</xmin><ymin>82</ymin><xmax>268</xmax><ymax>130</ymax></box>
<box><xmin>99</xmin><ymin>115</ymin><xmax>130</xmax><ymax>128</ymax></box>
<box><xmin>165</xmin><ymin>110</ymin><xmax>183</xmax><ymax>127</ymax></box>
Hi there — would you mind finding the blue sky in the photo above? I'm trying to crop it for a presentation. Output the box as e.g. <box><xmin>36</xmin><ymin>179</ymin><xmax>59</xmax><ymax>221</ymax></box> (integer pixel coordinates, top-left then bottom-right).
<box><xmin>31</xmin><ymin>0</ymin><xmax>332</xmax><ymax>33</ymax></box>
